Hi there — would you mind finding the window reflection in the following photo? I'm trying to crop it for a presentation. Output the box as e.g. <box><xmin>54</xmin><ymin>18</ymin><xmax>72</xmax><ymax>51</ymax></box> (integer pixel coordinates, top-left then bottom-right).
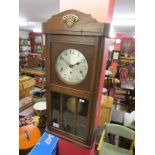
<box><xmin>63</xmin><ymin>95</ymin><xmax>74</xmax><ymax>132</ymax></box>
<box><xmin>51</xmin><ymin>92</ymin><xmax>60</xmax><ymax>128</ymax></box>
<box><xmin>76</xmin><ymin>98</ymin><xmax>88</xmax><ymax>138</ymax></box>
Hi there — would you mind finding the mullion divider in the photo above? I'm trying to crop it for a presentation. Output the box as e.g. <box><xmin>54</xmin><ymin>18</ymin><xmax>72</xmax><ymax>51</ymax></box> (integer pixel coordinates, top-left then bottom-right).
<box><xmin>72</xmin><ymin>97</ymin><xmax>78</xmax><ymax>134</ymax></box>
<box><xmin>60</xmin><ymin>94</ymin><xmax>63</xmax><ymax>130</ymax></box>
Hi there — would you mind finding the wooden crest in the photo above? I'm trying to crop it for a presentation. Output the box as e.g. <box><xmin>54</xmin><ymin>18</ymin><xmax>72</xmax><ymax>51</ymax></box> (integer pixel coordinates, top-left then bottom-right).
<box><xmin>62</xmin><ymin>14</ymin><xmax>79</xmax><ymax>27</ymax></box>
<box><xmin>43</xmin><ymin>9</ymin><xmax>110</xmax><ymax>36</ymax></box>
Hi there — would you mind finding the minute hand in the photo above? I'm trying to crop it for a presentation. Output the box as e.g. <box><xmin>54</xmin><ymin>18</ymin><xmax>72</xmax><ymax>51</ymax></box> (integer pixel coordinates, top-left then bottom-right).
<box><xmin>72</xmin><ymin>61</ymin><xmax>85</xmax><ymax>66</ymax></box>
<box><xmin>60</xmin><ymin>56</ymin><xmax>70</xmax><ymax>66</ymax></box>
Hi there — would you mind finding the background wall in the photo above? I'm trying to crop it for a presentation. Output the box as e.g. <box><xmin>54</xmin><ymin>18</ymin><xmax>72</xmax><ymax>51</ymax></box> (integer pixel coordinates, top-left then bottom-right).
<box><xmin>60</xmin><ymin>0</ymin><xmax>114</xmax><ymax>23</ymax></box>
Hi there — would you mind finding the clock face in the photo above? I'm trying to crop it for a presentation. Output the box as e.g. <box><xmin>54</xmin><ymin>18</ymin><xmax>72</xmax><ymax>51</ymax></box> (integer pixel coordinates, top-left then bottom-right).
<box><xmin>55</xmin><ymin>49</ymin><xmax>88</xmax><ymax>85</ymax></box>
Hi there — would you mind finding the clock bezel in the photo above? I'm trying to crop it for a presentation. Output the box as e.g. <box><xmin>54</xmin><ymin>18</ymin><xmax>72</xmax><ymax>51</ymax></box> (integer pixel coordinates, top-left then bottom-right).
<box><xmin>55</xmin><ymin>48</ymin><xmax>89</xmax><ymax>86</ymax></box>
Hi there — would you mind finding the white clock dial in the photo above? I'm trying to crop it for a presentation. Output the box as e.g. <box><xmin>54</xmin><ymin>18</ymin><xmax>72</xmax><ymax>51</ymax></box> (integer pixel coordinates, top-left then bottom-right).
<box><xmin>55</xmin><ymin>49</ymin><xmax>88</xmax><ymax>85</ymax></box>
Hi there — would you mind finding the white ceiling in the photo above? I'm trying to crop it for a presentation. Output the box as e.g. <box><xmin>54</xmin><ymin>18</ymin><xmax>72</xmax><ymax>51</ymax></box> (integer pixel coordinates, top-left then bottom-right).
<box><xmin>19</xmin><ymin>0</ymin><xmax>60</xmax><ymax>32</ymax></box>
<box><xmin>19</xmin><ymin>0</ymin><xmax>60</xmax><ymax>22</ymax></box>
<box><xmin>19</xmin><ymin>0</ymin><xmax>135</xmax><ymax>37</ymax></box>
<box><xmin>112</xmin><ymin>0</ymin><xmax>135</xmax><ymax>37</ymax></box>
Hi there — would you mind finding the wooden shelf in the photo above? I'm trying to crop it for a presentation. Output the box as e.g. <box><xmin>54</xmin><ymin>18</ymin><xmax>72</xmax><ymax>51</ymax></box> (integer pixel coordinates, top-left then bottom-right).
<box><xmin>120</xmin><ymin>56</ymin><xmax>135</xmax><ymax>60</ymax></box>
<box><xmin>19</xmin><ymin>38</ymin><xmax>31</xmax><ymax>69</ymax></box>
<box><xmin>120</xmin><ymin>56</ymin><xmax>135</xmax><ymax>64</ymax></box>
<box><xmin>20</xmin><ymin>68</ymin><xmax>45</xmax><ymax>77</ymax></box>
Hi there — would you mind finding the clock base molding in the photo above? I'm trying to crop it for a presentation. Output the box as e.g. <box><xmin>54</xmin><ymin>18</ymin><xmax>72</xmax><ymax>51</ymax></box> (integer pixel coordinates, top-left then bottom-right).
<box><xmin>45</xmin><ymin>128</ymin><xmax>94</xmax><ymax>149</ymax></box>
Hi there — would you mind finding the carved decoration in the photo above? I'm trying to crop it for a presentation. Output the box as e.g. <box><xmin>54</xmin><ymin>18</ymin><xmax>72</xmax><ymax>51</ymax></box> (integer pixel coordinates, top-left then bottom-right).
<box><xmin>62</xmin><ymin>14</ymin><xmax>79</xmax><ymax>27</ymax></box>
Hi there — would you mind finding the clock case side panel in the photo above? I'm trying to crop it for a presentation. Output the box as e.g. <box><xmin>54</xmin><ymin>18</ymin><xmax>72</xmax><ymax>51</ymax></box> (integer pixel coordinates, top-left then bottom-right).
<box><xmin>86</xmin><ymin>37</ymin><xmax>106</xmax><ymax>146</ymax></box>
<box><xmin>45</xmin><ymin>34</ymin><xmax>53</xmax><ymax>129</ymax></box>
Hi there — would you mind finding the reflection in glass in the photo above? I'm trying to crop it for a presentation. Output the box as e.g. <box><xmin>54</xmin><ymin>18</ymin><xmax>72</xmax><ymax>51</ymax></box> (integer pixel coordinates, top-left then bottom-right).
<box><xmin>63</xmin><ymin>95</ymin><xmax>74</xmax><ymax>132</ymax></box>
<box><xmin>51</xmin><ymin>92</ymin><xmax>89</xmax><ymax>138</ymax></box>
<box><xmin>76</xmin><ymin>98</ymin><xmax>88</xmax><ymax>138</ymax></box>
<box><xmin>51</xmin><ymin>92</ymin><xmax>60</xmax><ymax>128</ymax></box>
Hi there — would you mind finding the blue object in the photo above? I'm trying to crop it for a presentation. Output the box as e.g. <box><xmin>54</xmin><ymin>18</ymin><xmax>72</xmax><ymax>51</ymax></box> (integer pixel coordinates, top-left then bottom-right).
<box><xmin>29</xmin><ymin>132</ymin><xmax>59</xmax><ymax>155</ymax></box>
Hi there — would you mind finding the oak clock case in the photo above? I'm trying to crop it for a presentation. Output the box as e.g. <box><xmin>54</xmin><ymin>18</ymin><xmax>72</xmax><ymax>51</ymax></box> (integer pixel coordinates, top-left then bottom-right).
<box><xmin>43</xmin><ymin>10</ymin><xmax>110</xmax><ymax>147</ymax></box>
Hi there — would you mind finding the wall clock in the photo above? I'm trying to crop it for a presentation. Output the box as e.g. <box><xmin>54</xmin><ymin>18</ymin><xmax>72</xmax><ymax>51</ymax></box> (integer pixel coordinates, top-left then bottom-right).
<box><xmin>55</xmin><ymin>48</ymin><xmax>88</xmax><ymax>85</ymax></box>
<box><xmin>43</xmin><ymin>10</ymin><xmax>110</xmax><ymax>147</ymax></box>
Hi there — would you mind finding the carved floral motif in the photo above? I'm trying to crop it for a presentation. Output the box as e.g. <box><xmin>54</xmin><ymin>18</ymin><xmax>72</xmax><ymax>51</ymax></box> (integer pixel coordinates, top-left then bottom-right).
<box><xmin>62</xmin><ymin>14</ymin><xmax>79</xmax><ymax>27</ymax></box>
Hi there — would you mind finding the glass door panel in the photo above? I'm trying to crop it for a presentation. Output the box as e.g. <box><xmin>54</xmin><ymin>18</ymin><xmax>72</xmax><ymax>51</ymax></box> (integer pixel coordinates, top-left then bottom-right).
<box><xmin>51</xmin><ymin>92</ymin><xmax>89</xmax><ymax>138</ymax></box>
<box><xmin>51</xmin><ymin>92</ymin><xmax>60</xmax><ymax>129</ymax></box>
<box><xmin>75</xmin><ymin>98</ymin><xmax>88</xmax><ymax>138</ymax></box>
<box><xmin>63</xmin><ymin>95</ymin><xmax>74</xmax><ymax>132</ymax></box>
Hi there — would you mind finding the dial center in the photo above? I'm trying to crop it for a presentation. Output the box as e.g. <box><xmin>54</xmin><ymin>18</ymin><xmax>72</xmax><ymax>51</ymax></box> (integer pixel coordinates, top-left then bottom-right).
<box><xmin>69</xmin><ymin>64</ymin><xmax>73</xmax><ymax>68</ymax></box>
